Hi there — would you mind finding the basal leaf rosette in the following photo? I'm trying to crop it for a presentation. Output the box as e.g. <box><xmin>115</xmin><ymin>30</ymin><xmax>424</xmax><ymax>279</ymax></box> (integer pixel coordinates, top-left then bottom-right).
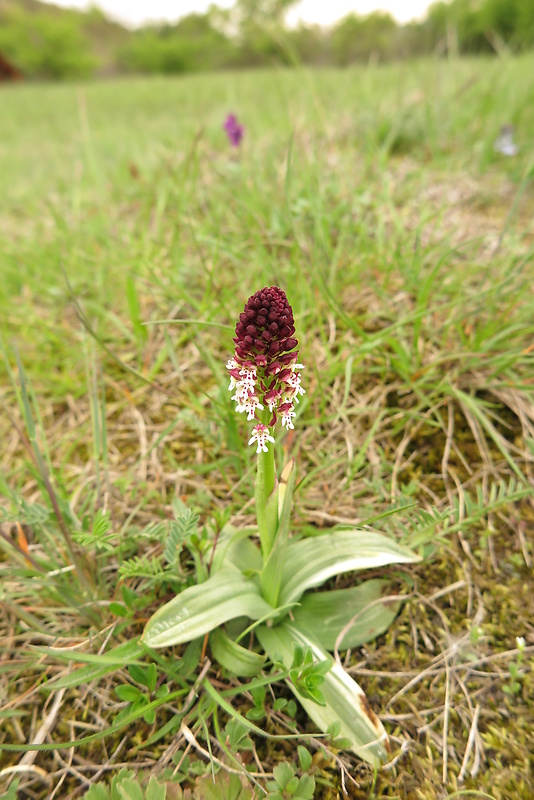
<box><xmin>227</xmin><ymin>286</ymin><xmax>305</xmax><ymax>453</ymax></box>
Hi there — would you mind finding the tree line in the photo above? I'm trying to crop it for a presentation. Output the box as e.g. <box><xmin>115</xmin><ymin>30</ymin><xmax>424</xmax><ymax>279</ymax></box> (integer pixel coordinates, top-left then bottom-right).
<box><xmin>1</xmin><ymin>0</ymin><xmax>533</xmax><ymax>80</ymax></box>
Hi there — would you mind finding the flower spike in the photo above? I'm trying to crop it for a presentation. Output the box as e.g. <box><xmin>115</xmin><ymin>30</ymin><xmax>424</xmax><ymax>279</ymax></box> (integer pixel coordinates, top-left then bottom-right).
<box><xmin>227</xmin><ymin>287</ymin><xmax>305</xmax><ymax>452</ymax></box>
<box><xmin>223</xmin><ymin>113</ymin><xmax>244</xmax><ymax>147</ymax></box>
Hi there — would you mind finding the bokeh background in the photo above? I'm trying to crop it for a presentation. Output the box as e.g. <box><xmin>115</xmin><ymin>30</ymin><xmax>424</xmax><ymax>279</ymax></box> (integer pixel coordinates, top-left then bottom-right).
<box><xmin>1</xmin><ymin>0</ymin><xmax>533</xmax><ymax>80</ymax></box>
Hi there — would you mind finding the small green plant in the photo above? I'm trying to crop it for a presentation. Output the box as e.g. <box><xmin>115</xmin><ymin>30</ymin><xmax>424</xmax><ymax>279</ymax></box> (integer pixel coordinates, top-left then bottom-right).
<box><xmin>503</xmin><ymin>636</ymin><xmax>527</xmax><ymax>696</ymax></box>
<box><xmin>287</xmin><ymin>646</ymin><xmax>331</xmax><ymax>705</ymax></box>
<box><xmin>82</xmin><ymin>769</ymin><xmax>184</xmax><ymax>799</ymax></box>
<box><xmin>114</xmin><ymin>662</ymin><xmax>170</xmax><ymax>725</ymax></box>
<box><xmin>245</xmin><ymin>683</ymin><xmax>267</xmax><ymax>721</ymax></box>
<box><xmin>143</xmin><ymin>287</ymin><xmax>421</xmax><ymax>766</ymax></box>
<box><xmin>265</xmin><ymin>761</ymin><xmax>315</xmax><ymax>800</ymax></box>
<box><xmin>195</xmin><ymin>771</ymin><xmax>254</xmax><ymax>800</ymax></box>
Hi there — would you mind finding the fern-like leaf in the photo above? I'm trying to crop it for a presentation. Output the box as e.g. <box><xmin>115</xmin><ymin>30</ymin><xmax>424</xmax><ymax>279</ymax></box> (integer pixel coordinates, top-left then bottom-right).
<box><xmin>164</xmin><ymin>508</ymin><xmax>199</xmax><ymax>566</ymax></box>
<box><xmin>118</xmin><ymin>555</ymin><xmax>165</xmax><ymax>581</ymax></box>
<box><xmin>449</xmin><ymin>478</ymin><xmax>533</xmax><ymax>532</ymax></box>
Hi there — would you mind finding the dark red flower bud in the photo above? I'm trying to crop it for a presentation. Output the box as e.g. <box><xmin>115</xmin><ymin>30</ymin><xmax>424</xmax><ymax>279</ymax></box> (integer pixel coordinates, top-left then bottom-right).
<box><xmin>233</xmin><ymin>287</ymin><xmax>298</xmax><ymax>363</ymax></box>
<box><xmin>278</xmin><ymin>402</ymin><xmax>293</xmax><ymax>413</ymax></box>
<box><xmin>266</xmin><ymin>361</ymin><xmax>282</xmax><ymax>375</ymax></box>
<box><xmin>279</xmin><ymin>352</ymin><xmax>298</xmax><ymax>365</ymax></box>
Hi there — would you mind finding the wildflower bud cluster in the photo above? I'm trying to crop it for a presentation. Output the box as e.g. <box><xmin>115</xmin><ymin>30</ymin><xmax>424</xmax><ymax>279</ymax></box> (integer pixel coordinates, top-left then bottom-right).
<box><xmin>223</xmin><ymin>113</ymin><xmax>244</xmax><ymax>147</ymax></box>
<box><xmin>227</xmin><ymin>286</ymin><xmax>305</xmax><ymax>453</ymax></box>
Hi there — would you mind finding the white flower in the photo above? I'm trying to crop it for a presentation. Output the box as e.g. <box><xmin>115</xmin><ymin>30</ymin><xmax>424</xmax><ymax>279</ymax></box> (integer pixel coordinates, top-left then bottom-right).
<box><xmin>516</xmin><ymin>636</ymin><xmax>526</xmax><ymax>651</ymax></box>
<box><xmin>280</xmin><ymin>406</ymin><xmax>296</xmax><ymax>430</ymax></box>
<box><xmin>231</xmin><ymin>381</ymin><xmax>251</xmax><ymax>403</ymax></box>
<box><xmin>248</xmin><ymin>424</ymin><xmax>275</xmax><ymax>454</ymax></box>
<box><xmin>238</xmin><ymin>367</ymin><xmax>257</xmax><ymax>388</ymax></box>
<box><xmin>284</xmin><ymin>372</ymin><xmax>306</xmax><ymax>404</ymax></box>
<box><xmin>232</xmin><ymin>390</ymin><xmax>264</xmax><ymax>421</ymax></box>
<box><xmin>226</xmin><ymin>358</ymin><xmax>239</xmax><ymax>390</ymax></box>
<box><xmin>264</xmin><ymin>388</ymin><xmax>280</xmax><ymax>412</ymax></box>
<box><xmin>226</xmin><ymin>342</ymin><xmax>305</xmax><ymax>443</ymax></box>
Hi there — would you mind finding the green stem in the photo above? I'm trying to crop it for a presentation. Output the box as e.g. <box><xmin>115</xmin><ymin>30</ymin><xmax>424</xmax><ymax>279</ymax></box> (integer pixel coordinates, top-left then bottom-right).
<box><xmin>255</xmin><ymin>410</ymin><xmax>277</xmax><ymax>558</ymax></box>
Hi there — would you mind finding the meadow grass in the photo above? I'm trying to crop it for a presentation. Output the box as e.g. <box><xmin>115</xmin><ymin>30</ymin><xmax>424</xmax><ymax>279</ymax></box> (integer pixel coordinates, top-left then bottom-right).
<box><xmin>1</xmin><ymin>56</ymin><xmax>533</xmax><ymax>798</ymax></box>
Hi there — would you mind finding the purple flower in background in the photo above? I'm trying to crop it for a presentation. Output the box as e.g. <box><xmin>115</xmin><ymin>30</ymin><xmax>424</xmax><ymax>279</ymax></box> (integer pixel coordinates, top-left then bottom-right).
<box><xmin>223</xmin><ymin>113</ymin><xmax>244</xmax><ymax>147</ymax></box>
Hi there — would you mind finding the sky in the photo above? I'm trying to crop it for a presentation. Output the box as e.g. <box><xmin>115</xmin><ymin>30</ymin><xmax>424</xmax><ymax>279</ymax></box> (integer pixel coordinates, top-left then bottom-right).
<box><xmin>43</xmin><ymin>0</ymin><xmax>433</xmax><ymax>28</ymax></box>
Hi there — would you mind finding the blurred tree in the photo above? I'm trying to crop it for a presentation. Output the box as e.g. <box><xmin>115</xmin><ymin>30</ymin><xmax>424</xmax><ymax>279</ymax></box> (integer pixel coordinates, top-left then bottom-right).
<box><xmin>231</xmin><ymin>0</ymin><xmax>300</xmax><ymax>67</ymax></box>
<box><xmin>236</xmin><ymin>0</ymin><xmax>298</xmax><ymax>26</ymax></box>
<box><xmin>1</xmin><ymin>0</ymin><xmax>533</xmax><ymax>81</ymax></box>
<box><xmin>0</xmin><ymin>5</ymin><xmax>95</xmax><ymax>78</ymax></box>
<box><xmin>119</xmin><ymin>13</ymin><xmax>236</xmax><ymax>74</ymax></box>
<box><xmin>423</xmin><ymin>0</ymin><xmax>534</xmax><ymax>54</ymax></box>
<box><xmin>286</xmin><ymin>24</ymin><xmax>327</xmax><ymax>65</ymax></box>
<box><xmin>331</xmin><ymin>12</ymin><xmax>398</xmax><ymax>65</ymax></box>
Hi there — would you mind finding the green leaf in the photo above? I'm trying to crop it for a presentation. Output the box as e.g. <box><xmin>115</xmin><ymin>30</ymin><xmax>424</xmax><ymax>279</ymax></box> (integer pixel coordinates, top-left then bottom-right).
<box><xmin>115</xmin><ymin>684</ymin><xmax>143</xmax><ymax>703</ymax></box>
<box><xmin>109</xmin><ymin>602</ymin><xmax>129</xmax><ymax>617</ymax></box>
<box><xmin>146</xmin><ymin>663</ymin><xmax>157</xmax><ymax>693</ymax></box>
<box><xmin>82</xmin><ymin>785</ymin><xmax>110</xmax><ymax>800</ymax></box>
<box><xmin>110</xmin><ymin>770</ymin><xmax>137</xmax><ymax>799</ymax></box>
<box><xmin>36</xmin><ymin>642</ymin><xmax>146</xmax><ymax>667</ymax></box>
<box><xmin>291</xmin><ymin>579</ymin><xmax>401</xmax><ymax>650</ymax></box>
<box><xmin>121</xmin><ymin>584</ymin><xmax>138</xmax><ymax>609</ymax></box>
<box><xmin>256</xmin><ymin>622</ymin><xmax>390</xmax><ymax>767</ymax></box>
<box><xmin>126</xmin><ymin>274</ymin><xmax>148</xmax><ymax>344</ymax></box>
<box><xmin>298</xmin><ymin>745</ymin><xmax>312</xmax><ymax>772</ymax></box>
<box><xmin>128</xmin><ymin>664</ymin><xmax>149</xmax><ymax>687</ymax></box>
<box><xmin>224</xmin><ymin>718</ymin><xmax>254</xmax><ymax>752</ymax></box>
<box><xmin>202</xmin><ymin>680</ymin><xmax>304</xmax><ymax>743</ymax></box>
<box><xmin>164</xmin><ymin>508</ymin><xmax>199</xmax><ymax>566</ymax></box>
<box><xmin>288</xmin><ymin>645</ymin><xmax>331</xmax><ymax>705</ymax></box>
<box><xmin>195</xmin><ymin>771</ymin><xmax>254</xmax><ymax>800</ymax></box>
<box><xmin>209</xmin><ymin>627</ymin><xmax>266</xmax><ymax>677</ymax></box>
<box><xmin>210</xmin><ymin>526</ymin><xmax>262</xmax><ymax>575</ymax></box>
<box><xmin>146</xmin><ymin>776</ymin><xmax>167</xmax><ymax>800</ymax></box>
<box><xmin>246</xmin><ymin>706</ymin><xmax>265</xmax><ymax>721</ymax></box>
<box><xmin>279</xmin><ymin>530</ymin><xmax>420</xmax><ymax>606</ymax></box>
<box><xmin>286</xmin><ymin>776</ymin><xmax>299</xmax><ymax>794</ymax></box>
<box><xmin>273</xmin><ymin>762</ymin><xmax>294</xmax><ymax>789</ymax></box>
<box><xmin>42</xmin><ymin>640</ymin><xmax>145</xmax><ymax>690</ymax></box>
<box><xmin>143</xmin><ymin>569</ymin><xmax>273</xmax><ymax>648</ymax></box>
<box><xmin>294</xmin><ymin>774</ymin><xmax>315</xmax><ymax>800</ymax></box>
<box><xmin>116</xmin><ymin>778</ymin><xmax>144</xmax><ymax>800</ymax></box>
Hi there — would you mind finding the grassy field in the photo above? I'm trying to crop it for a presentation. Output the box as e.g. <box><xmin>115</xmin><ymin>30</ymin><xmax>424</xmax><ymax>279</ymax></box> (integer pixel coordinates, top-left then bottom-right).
<box><xmin>1</xmin><ymin>56</ymin><xmax>534</xmax><ymax>799</ymax></box>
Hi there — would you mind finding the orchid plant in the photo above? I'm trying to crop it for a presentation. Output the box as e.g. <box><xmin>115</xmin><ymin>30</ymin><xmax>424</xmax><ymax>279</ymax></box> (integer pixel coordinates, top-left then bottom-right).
<box><xmin>223</xmin><ymin>113</ymin><xmax>244</xmax><ymax>147</ymax></box>
<box><xmin>143</xmin><ymin>287</ymin><xmax>421</xmax><ymax>767</ymax></box>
